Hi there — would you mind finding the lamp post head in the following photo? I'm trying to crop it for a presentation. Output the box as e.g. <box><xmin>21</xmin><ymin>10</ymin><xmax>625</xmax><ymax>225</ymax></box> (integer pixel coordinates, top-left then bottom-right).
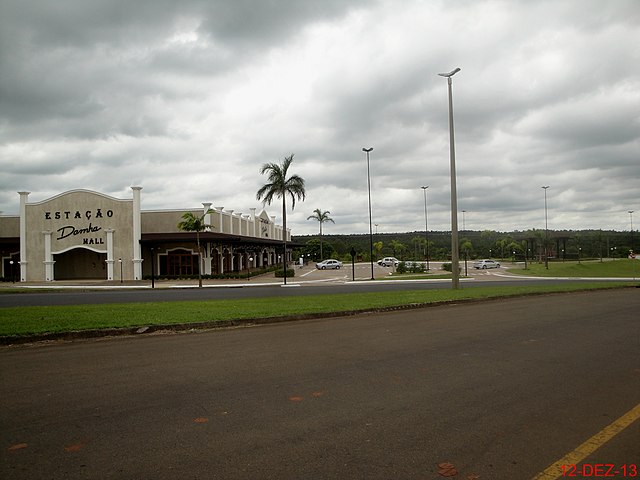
<box><xmin>438</xmin><ymin>67</ymin><xmax>461</xmax><ymax>78</ymax></box>
<box><xmin>421</xmin><ymin>185</ymin><xmax>429</xmax><ymax>190</ymax></box>
<box><xmin>362</xmin><ymin>147</ymin><xmax>373</xmax><ymax>153</ymax></box>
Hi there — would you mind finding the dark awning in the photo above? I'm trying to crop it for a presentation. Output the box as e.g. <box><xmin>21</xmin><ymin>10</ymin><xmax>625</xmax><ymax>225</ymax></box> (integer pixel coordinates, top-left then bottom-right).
<box><xmin>140</xmin><ymin>232</ymin><xmax>302</xmax><ymax>248</ymax></box>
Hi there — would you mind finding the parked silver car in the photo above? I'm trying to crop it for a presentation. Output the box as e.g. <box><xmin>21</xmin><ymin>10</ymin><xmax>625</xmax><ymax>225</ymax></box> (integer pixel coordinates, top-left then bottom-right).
<box><xmin>473</xmin><ymin>259</ymin><xmax>501</xmax><ymax>269</ymax></box>
<box><xmin>377</xmin><ymin>257</ymin><xmax>400</xmax><ymax>267</ymax></box>
<box><xmin>316</xmin><ymin>259</ymin><xmax>343</xmax><ymax>270</ymax></box>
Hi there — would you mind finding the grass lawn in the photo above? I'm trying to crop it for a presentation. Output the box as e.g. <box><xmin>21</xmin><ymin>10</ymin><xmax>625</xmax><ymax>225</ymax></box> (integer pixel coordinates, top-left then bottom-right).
<box><xmin>0</xmin><ymin>282</ymin><xmax>633</xmax><ymax>338</ymax></box>
<box><xmin>506</xmin><ymin>258</ymin><xmax>639</xmax><ymax>277</ymax></box>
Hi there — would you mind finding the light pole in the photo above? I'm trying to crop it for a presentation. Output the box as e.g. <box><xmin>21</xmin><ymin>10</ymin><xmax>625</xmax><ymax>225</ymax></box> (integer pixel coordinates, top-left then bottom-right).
<box><xmin>119</xmin><ymin>258</ymin><xmax>123</xmax><ymax>283</ymax></box>
<box><xmin>150</xmin><ymin>247</ymin><xmax>155</xmax><ymax>289</ymax></box>
<box><xmin>363</xmin><ymin>147</ymin><xmax>375</xmax><ymax>280</ymax></box>
<box><xmin>421</xmin><ymin>186</ymin><xmax>430</xmax><ymax>271</ymax></box>
<box><xmin>542</xmin><ymin>186</ymin><xmax>549</xmax><ymax>269</ymax></box>
<box><xmin>438</xmin><ymin>67</ymin><xmax>461</xmax><ymax>289</ymax></box>
<box><xmin>629</xmin><ymin>210</ymin><xmax>634</xmax><ymax>253</ymax></box>
<box><xmin>462</xmin><ymin>209</ymin><xmax>468</xmax><ymax>275</ymax></box>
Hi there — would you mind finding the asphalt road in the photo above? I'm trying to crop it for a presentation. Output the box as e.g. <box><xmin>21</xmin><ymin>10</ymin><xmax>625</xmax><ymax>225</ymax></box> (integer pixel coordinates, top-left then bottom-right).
<box><xmin>2</xmin><ymin>288</ymin><xmax>638</xmax><ymax>479</ymax></box>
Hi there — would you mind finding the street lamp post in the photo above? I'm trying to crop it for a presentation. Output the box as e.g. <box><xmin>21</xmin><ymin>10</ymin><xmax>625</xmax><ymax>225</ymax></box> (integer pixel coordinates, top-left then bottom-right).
<box><xmin>119</xmin><ymin>258</ymin><xmax>123</xmax><ymax>283</ymax></box>
<box><xmin>421</xmin><ymin>186</ymin><xmax>430</xmax><ymax>271</ymax></box>
<box><xmin>150</xmin><ymin>247</ymin><xmax>155</xmax><ymax>289</ymax></box>
<box><xmin>629</xmin><ymin>210</ymin><xmax>634</xmax><ymax>253</ymax></box>
<box><xmin>542</xmin><ymin>186</ymin><xmax>550</xmax><ymax>269</ymax></box>
<box><xmin>363</xmin><ymin>147</ymin><xmax>375</xmax><ymax>280</ymax></box>
<box><xmin>438</xmin><ymin>67</ymin><xmax>461</xmax><ymax>289</ymax></box>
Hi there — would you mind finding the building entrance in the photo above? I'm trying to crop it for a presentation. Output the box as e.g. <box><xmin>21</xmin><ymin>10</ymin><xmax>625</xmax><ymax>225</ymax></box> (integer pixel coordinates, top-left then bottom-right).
<box><xmin>54</xmin><ymin>248</ymin><xmax>107</xmax><ymax>280</ymax></box>
<box><xmin>160</xmin><ymin>249</ymin><xmax>199</xmax><ymax>276</ymax></box>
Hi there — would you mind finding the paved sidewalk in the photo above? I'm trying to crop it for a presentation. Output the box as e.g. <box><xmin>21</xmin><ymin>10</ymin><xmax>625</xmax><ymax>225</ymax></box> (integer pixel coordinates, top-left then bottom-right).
<box><xmin>0</xmin><ymin>263</ymin><xmax>373</xmax><ymax>289</ymax></box>
<box><xmin>0</xmin><ymin>273</ymin><xmax>285</xmax><ymax>290</ymax></box>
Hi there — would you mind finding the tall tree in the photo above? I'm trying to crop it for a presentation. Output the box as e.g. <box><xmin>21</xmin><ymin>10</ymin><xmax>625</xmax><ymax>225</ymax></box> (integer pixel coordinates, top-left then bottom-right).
<box><xmin>373</xmin><ymin>241</ymin><xmax>384</xmax><ymax>260</ymax></box>
<box><xmin>389</xmin><ymin>239</ymin><xmax>405</xmax><ymax>259</ymax></box>
<box><xmin>307</xmin><ymin>208</ymin><xmax>334</xmax><ymax>260</ymax></box>
<box><xmin>256</xmin><ymin>154</ymin><xmax>306</xmax><ymax>285</ymax></box>
<box><xmin>177</xmin><ymin>209</ymin><xmax>212</xmax><ymax>288</ymax></box>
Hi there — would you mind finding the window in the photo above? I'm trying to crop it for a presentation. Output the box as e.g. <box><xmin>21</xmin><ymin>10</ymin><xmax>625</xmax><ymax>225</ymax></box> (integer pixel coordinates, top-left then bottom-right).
<box><xmin>161</xmin><ymin>249</ymin><xmax>199</xmax><ymax>276</ymax></box>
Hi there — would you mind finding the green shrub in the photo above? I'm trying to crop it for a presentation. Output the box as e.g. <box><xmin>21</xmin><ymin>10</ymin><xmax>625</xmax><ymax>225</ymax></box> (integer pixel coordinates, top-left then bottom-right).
<box><xmin>442</xmin><ymin>262</ymin><xmax>461</xmax><ymax>273</ymax></box>
<box><xmin>274</xmin><ymin>268</ymin><xmax>295</xmax><ymax>278</ymax></box>
<box><xmin>411</xmin><ymin>262</ymin><xmax>426</xmax><ymax>273</ymax></box>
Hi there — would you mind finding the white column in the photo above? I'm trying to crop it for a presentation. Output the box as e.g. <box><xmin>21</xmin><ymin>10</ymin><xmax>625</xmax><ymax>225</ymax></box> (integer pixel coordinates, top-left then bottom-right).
<box><xmin>203</xmin><ymin>243</ymin><xmax>212</xmax><ymax>275</ymax></box>
<box><xmin>236</xmin><ymin>213</ymin><xmax>243</xmax><ymax>235</ymax></box>
<box><xmin>131</xmin><ymin>186</ymin><xmax>143</xmax><ymax>280</ymax></box>
<box><xmin>227</xmin><ymin>210</ymin><xmax>234</xmax><ymax>234</ymax></box>
<box><xmin>250</xmin><ymin>208</ymin><xmax>257</xmax><ymax>237</ymax></box>
<box><xmin>203</xmin><ymin>203</ymin><xmax>212</xmax><ymax>231</ymax></box>
<box><xmin>215</xmin><ymin>207</ymin><xmax>224</xmax><ymax>233</ymax></box>
<box><xmin>105</xmin><ymin>229</ymin><xmax>115</xmax><ymax>280</ymax></box>
<box><xmin>18</xmin><ymin>191</ymin><xmax>30</xmax><ymax>281</ymax></box>
<box><xmin>43</xmin><ymin>230</ymin><xmax>55</xmax><ymax>281</ymax></box>
<box><xmin>270</xmin><ymin>216</ymin><xmax>276</xmax><ymax>239</ymax></box>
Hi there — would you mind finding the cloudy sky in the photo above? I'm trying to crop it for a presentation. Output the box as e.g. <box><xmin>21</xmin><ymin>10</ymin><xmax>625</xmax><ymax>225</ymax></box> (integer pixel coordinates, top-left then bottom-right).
<box><xmin>1</xmin><ymin>0</ymin><xmax>638</xmax><ymax>235</ymax></box>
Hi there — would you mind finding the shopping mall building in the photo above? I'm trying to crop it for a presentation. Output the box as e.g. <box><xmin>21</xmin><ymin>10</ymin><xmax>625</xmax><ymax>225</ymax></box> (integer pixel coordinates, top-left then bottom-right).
<box><xmin>0</xmin><ymin>187</ymin><xmax>290</xmax><ymax>282</ymax></box>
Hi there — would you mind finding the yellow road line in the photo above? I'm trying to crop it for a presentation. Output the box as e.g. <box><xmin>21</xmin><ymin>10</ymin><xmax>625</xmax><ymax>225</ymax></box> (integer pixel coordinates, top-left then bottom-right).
<box><xmin>531</xmin><ymin>402</ymin><xmax>640</xmax><ymax>480</ymax></box>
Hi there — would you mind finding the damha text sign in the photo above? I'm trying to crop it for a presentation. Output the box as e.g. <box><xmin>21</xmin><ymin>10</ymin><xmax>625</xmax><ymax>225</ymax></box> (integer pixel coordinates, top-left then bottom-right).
<box><xmin>56</xmin><ymin>223</ymin><xmax>103</xmax><ymax>244</ymax></box>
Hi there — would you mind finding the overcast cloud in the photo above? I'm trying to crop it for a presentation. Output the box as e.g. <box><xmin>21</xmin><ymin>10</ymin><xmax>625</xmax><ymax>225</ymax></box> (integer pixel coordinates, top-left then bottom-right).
<box><xmin>1</xmin><ymin>0</ymin><xmax>638</xmax><ymax>235</ymax></box>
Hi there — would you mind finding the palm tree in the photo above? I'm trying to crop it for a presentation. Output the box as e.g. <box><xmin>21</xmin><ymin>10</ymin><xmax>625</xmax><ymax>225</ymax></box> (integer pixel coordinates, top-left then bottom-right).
<box><xmin>177</xmin><ymin>210</ymin><xmax>212</xmax><ymax>288</ymax></box>
<box><xmin>256</xmin><ymin>154</ymin><xmax>306</xmax><ymax>285</ymax></box>
<box><xmin>389</xmin><ymin>239</ymin><xmax>405</xmax><ymax>259</ymax></box>
<box><xmin>373</xmin><ymin>241</ymin><xmax>384</xmax><ymax>260</ymax></box>
<box><xmin>307</xmin><ymin>208</ymin><xmax>334</xmax><ymax>261</ymax></box>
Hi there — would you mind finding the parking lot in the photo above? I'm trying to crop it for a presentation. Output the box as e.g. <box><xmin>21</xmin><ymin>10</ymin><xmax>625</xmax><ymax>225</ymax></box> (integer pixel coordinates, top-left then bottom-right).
<box><xmin>298</xmin><ymin>260</ymin><xmax>506</xmax><ymax>283</ymax></box>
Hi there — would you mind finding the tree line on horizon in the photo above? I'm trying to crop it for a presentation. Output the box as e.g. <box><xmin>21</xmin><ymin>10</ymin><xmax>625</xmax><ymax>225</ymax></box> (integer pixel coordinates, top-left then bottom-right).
<box><xmin>293</xmin><ymin>228</ymin><xmax>635</xmax><ymax>263</ymax></box>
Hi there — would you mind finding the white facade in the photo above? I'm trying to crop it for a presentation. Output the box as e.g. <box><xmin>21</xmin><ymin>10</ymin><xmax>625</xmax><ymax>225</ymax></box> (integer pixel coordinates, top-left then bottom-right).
<box><xmin>0</xmin><ymin>188</ymin><xmax>291</xmax><ymax>282</ymax></box>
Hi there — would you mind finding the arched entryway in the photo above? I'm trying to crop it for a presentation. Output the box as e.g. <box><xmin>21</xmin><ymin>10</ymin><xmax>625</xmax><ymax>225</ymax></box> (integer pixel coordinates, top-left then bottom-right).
<box><xmin>54</xmin><ymin>247</ymin><xmax>107</xmax><ymax>280</ymax></box>
<box><xmin>210</xmin><ymin>247</ymin><xmax>220</xmax><ymax>274</ymax></box>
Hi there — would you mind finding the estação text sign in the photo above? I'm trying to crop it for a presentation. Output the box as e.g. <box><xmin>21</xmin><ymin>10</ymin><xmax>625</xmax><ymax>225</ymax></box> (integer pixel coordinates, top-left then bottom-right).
<box><xmin>45</xmin><ymin>209</ymin><xmax>114</xmax><ymax>244</ymax></box>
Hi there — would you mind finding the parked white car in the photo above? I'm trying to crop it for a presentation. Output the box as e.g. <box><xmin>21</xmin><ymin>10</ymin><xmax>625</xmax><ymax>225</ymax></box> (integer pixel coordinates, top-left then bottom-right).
<box><xmin>473</xmin><ymin>259</ymin><xmax>501</xmax><ymax>269</ymax></box>
<box><xmin>377</xmin><ymin>257</ymin><xmax>400</xmax><ymax>267</ymax></box>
